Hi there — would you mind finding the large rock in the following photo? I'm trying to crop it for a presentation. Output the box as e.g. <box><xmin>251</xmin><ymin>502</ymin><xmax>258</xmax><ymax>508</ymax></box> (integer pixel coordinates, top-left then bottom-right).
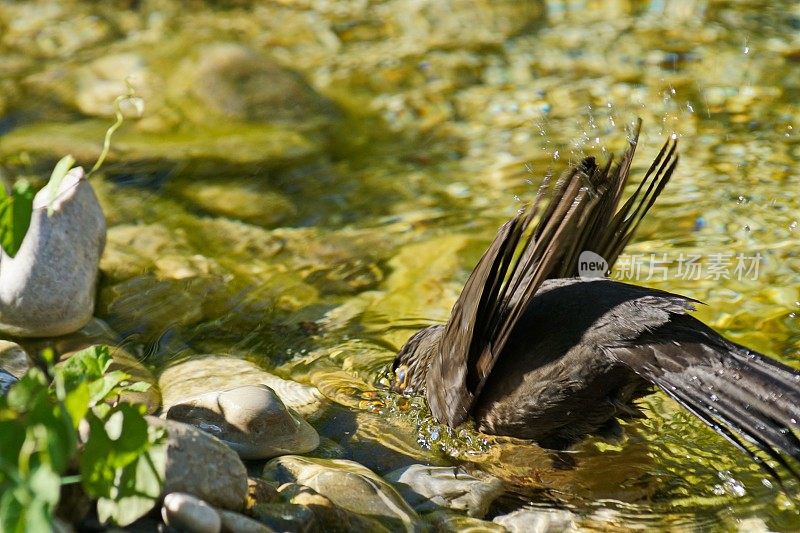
<box><xmin>159</xmin><ymin>355</ymin><xmax>325</xmax><ymax>420</ymax></box>
<box><xmin>166</xmin><ymin>384</ymin><xmax>319</xmax><ymax>460</ymax></box>
<box><xmin>262</xmin><ymin>456</ymin><xmax>420</xmax><ymax>530</ymax></box>
<box><xmin>0</xmin><ymin>167</ymin><xmax>105</xmax><ymax>337</ymax></box>
<box><xmin>386</xmin><ymin>464</ymin><xmax>504</xmax><ymax>518</ymax></box>
<box><xmin>148</xmin><ymin>417</ymin><xmax>248</xmax><ymax>511</ymax></box>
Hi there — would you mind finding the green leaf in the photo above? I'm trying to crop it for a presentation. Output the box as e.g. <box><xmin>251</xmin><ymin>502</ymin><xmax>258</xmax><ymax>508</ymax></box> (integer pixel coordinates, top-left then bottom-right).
<box><xmin>5</xmin><ymin>369</ymin><xmax>48</xmax><ymax>413</ymax></box>
<box><xmin>0</xmin><ymin>179</ymin><xmax>34</xmax><ymax>258</ymax></box>
<box><xmin>0</xmin><ymin>463</ymin><xmax>59</xmax><ymax>533</ymax></box>
<box><xmin>63</xmin><ymin>380</ymin><xmax>90</xmax><ymax>429</ymax></box>
<box><xmin>81</xmin><ymin>404</ymin><xmax>150</xmax><ymax>494</ymax></box>
<box><xmin>60</xmin><ymin>345</ymin><xmax>112</xmax><ymax>384</ymax></box>
<box><xmin>45</xmin><ymin>155</ymin><xmax>75</xmax><ymax>217</ymax></box>
<box><xmin>1</xmin><ymin>337</ymin><xmax>163</xmax><ymax>530</ymax></box>
<box><xmin>96</xmin><ymin>439</ymin><xmax>166</xmax><ymax>526</ymax></box>
<box><xmin>120</xmin><ymin>381</ymin><xmax>151</xmax><ymax>393</ymax></box>
<box><xmin>88</xmin><ymin>370</ymin><xmax>131</xmax><ymax>406</ymax></box>
<box><xmin>40</xmin><ymin>348</ymin><xmax>55</xmax><ymax>370</ymax></box>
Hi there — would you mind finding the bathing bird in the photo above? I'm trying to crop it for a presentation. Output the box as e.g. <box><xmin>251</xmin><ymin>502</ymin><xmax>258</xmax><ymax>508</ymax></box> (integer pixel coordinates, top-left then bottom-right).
<box><xmin>391</xmin><ymin>120</ymin><xmax>800</xmax><ymax>482</ymax></box>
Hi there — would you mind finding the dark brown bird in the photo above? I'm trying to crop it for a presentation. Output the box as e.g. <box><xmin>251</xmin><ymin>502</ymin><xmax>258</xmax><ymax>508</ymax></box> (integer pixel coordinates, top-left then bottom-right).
<box><xmin>391</xmin><ymin>121</ymin><xmax>800</xmax><ymax>482</ymax></box>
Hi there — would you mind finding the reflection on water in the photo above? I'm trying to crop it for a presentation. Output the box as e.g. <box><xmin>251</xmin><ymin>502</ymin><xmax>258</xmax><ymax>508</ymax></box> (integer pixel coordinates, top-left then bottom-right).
<box><xmin>1</xmin><ymin>0</ymin><xmax>799</xmax><ymax>529</ymax></box>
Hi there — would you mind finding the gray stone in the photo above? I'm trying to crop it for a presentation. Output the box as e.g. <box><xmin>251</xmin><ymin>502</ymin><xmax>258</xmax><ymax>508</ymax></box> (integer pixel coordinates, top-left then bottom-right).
<box><xmin>166</xmin><ymin>384</ymin><xmax>319</xmax><ymax>460</ymax></box>
<box><xmin>162</xmin><ymin>492</ymin><xmax>221</xmax><ymax>533</ymax></box>
<box><xmin>0</xmin><ymin>340</ymin><xmax>32</xmax><ymax>378</ymax></box>
<box><xmin>159</xmin><ymin>355</ymin><xmax>325</xmax><ymax>420</ymax></box>
<box><xmin>0</xmin><ymin>167</ymin><xmax>105</xmax><ymax>337</ymax></box>
<box><xmin>493</xmin><ymin>508</ymin><xmax>579</xmax><ymax>533</ymax></box>
<box><xmin>217</xmin><ymin>509</ymin><xmax>276</xmax><ymax>533</ymax></box>
<box><xmin>0</xmin><ymin>368</ymin><xmax>17</xmax><ymax>396</ymax></box>
<box><xmin>262</xmin><ymin>456</ymin><xmax>420</xmax><ymax>530</ymax></box>
<box><xmin>148</xmin><ymin>417</ymin><xmax>248</xmax><ymax>511</ymax></box>
<box><xmin>386</xmin><ymin>464</ymin><xmax>504</xmax><ymax>518</ymax></box>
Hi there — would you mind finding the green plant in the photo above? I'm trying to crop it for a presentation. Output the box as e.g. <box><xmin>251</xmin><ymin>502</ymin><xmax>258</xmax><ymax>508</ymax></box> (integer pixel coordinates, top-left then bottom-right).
<box><xmin>0</xmin><ymin>179</ymin><xmax>33</xmax><ymax>257</ymax></box>
<box><xmin>0</xmin><ymin>345</ymin><xmax>165</xmax><ymax>531</ymax></box>
<box><xmin>0</xmin><ymin>83</ymin><xmax>143</xmax><ymax>257</ymax></box>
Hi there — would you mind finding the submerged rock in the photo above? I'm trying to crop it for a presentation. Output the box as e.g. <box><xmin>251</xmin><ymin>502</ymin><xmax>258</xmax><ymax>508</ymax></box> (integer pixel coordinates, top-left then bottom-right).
<box><xmin>162</xmin><ymin>492</ymin><xmax>221</xmax><ymax>533</ymax></box>
<box><xmin>493</xmin><ymin>507</ymin><xmax>579</xmax><ymax>533</ymax></box>
<box><xmin>246</xmin><ymin>477</ymin><xmax>281</xmax><ymax>508</ymax></box>
<box><xmin>166</xmin><ymin>384</ymin><xmax>319</xmax><ymax>460</ymax></box>
<box><xmin>262</xmin><ymin>456</ymin><xmax>420</xmax><ymax>530</ymax></box>
<box><xmin>250</xmin><ymin>502</ymin><xmax>316</xmax><ymax>533</ymax></box>
<box><xmin>277</xmin><ymin>483</ymin><xmax>391</xmax><ymax>533</ymax></box>
<box><xmin>172</xmin><ymin>179</ymin><xmax>297</xmax><ymax>228</ymax></box>
<box><xmin>168</xmin><ymin>42</ymin><xmax>339</xmax><ymax>127</ymax></box>
<box><xmin>386</xmin><ymin>464</ymin><xmax>504</xmax><ymax>518</ymax></box>
<box><xmin>148</xmin><ymin>417</ymin><xmax>248</xmax><ymax>511</ymax></box>
<box><xmin>424</xmin><ymin>511</ymin><xmax>506</xmax><ymax>532</ymax></box>
<box><xmin>0</xmin><ymin>167</ymin><xmax>105</xmax><ymax>337</ymax></box>
<box><xmin>159</xmin><ymin>355</ymin><xmax>325</xmax><ymax>419</ymax></box>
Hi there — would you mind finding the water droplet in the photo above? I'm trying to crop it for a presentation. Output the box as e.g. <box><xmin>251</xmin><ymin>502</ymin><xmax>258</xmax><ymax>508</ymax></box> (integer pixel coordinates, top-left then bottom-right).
<box><xmin>737</xmin><ymin>195</ymin><xmax>746</xmax><ymax>204</ymax></box>
<box><xmin>710</xmin><ymin>394</ymin><xmax>719</xmax><ymax>402</ymax></box>
<box><xmin>789</xmin><ymin>220</ymin><xmax>797</xmax><ymax>231</ymax></box>
<box><xmin>553</xmin><ymin>150</ymin><xmax>560</xmax><ymax>160</ymax></box>
<box><xmin>729</xmin><ymin>479</ymin><xmax>746</xmax><ymax>497</ymax></box>
<box><xmin>744</xmin><ymin>225</ymin><xmax>751</xmax><ymax>232</ymax></box>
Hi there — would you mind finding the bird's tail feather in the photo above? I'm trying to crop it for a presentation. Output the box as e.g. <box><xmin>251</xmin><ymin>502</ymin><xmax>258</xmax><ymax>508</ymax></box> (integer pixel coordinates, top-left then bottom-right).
<box><xmin>611</xmin><ymin>318</ymin><xmax>800</xmax><ymax>483</ymax></box>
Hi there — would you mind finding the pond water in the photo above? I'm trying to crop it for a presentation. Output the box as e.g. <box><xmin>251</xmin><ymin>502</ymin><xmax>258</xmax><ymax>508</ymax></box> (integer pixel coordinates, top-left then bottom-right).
<box><xmin>1</xmin><ymin>0</ymin><xmax>799</xmax><ymax>530</ymax></box>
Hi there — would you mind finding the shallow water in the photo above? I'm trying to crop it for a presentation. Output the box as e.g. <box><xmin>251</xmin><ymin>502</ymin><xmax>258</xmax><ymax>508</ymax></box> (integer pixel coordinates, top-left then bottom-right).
<box><xmin>1</xmin><ymin>0</ymin><xmax>799</xmax><ymax>529</ymax></box>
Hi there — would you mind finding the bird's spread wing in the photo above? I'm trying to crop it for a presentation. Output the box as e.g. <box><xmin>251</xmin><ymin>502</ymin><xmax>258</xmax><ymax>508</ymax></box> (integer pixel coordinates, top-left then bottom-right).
<box><xmin>608</xmin><ymin>315</ymin><xmax>800</xmax><ymax>484</ymax></box>
<box><xmin>426</xmin><ymin>121</ymin><xmax>680</xmax><ymax>427</ymax></box>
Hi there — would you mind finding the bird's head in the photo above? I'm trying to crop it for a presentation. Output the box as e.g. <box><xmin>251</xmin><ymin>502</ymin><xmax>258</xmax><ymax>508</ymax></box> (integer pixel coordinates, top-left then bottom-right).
<box><xmin>390</xmin><ymin>325</ymin><xmax>444</xmax><ymax>395</ymax></box>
